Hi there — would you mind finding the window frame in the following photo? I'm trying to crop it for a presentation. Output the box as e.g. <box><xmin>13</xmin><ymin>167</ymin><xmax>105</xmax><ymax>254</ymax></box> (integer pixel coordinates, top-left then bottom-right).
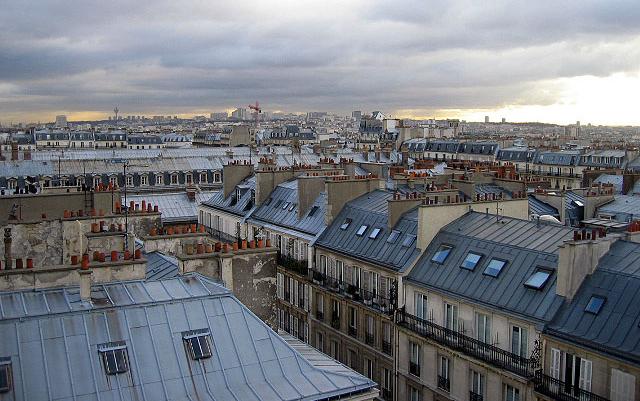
<box><xmin>461</xmin><ymin>252</ymin><xmax>483</xmax><ymax>271</ymax></box>
<box><xmin>431</xmin><ymin>244</ymin><xmax>453</xmax><ymax>264</ymax></box>
<box><xmin>183</xmin><ymin>329</ymin><xmax>213</xmax><ymax>360</ymax></box>
<box><xmin>483</xmin><ymin>258</ymin><xmax>507</xmax><ymax>277</ymax></box>
<box><xmin>356</xmin><ymin>225</ymin><xmax>368</xmax><ymax>236</ymax></box>
<box><xmin>98</xmin><ymin>342</ymin><xmax>129</xmax><ymax>375</ymax></box>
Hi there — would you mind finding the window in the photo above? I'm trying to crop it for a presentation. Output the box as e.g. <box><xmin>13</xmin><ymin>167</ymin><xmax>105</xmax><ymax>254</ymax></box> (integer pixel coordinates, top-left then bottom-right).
<box><xmin>156</xmin><ymin>174</ymin><xmax>163</xmax><ymax>185</ymax></box>
<box><xmin>330</xmin><ymin>340</ymin><xmax>339</xmax><ymax>359</ymax></box>
<box><xmin>356</xmin><ymin>225</ymin><xmax>368</xmax><ymax>236</ymax></box>
<box><xmin>438</xmin><ymin>356</ymin><xmax>450</xmax><ymax>391</ymax></box>
<box><xmin>98</xmin><ymin>342</ymin><xmax>129</xmax><ymax>375</ymax></box>
<box><xmin>387</xmin><ymin>230</ymin><xmax>401</xmax><ymax>243</ymax></box>
<box><xmin>93</xmin><ymin>176</ymin><xmax>101</xmax><ymax>188</ymax></box>
<box><xmin>402</xmin><ymin>234</ymin><xmax>416</xmax><ymax>247</ymax></box>
<box><xmin>340</xmin><ymin>218</ymin><xmax>352</xmax><ymax>230</ymax></box>
<box><xmin>200</xmin><ymin>172</ymin><xmax>207</xmax><ymax>183</ymax></box>
<box><xmin>409</xmin><ymin>341</ymin><xmax>420</xmax><ymax>377</ymax></box>
<box><xmin>183</xmin><ymin>329</ymin><xmax>213</xmax><ymax>360</ymax></box>
<box><xmin>276</xmin><ymin>272</ymin><xmax>284</xmax><ymax>299</ymax></box>
<box><xmin>186</xmin><ymin>173</ymin><xmax>193</xmax><ymax>184</ymax></box>
<box><xmin>264</xmin><ymin>197</ymin><xmax>272</xmax><ymax>206</ymax></box>
<box><xmin>409</xmin><ymin>386</ymin><xmax>420</xmax><ymax>401</ymax></box>
<box><xmin>511</xmin><ymin>325</ymin><xmax>528</xmax><ymax>357</ymax></box>
<box><xmin>611</xmin><ymin>368</ymin><xmax>635</xmax><ymax>401</ymax></box>
<box><xmin>504</xmin><ymin>384</ymin><xmax>520</xmax><ymax>401</ymax></box>
<box><xmin>369</xmin><ymin>227</ymin><xmax>381</xmax><ymax>239</ymax></box>
<box><xmin>381</xmin><ymin>367</ymin><xmax>391</xmax><ymax>398</ymax></box>
<box><xmin>471</xmin><ymin>370</ymin><xmax>485</xmax><ymax>399</ymax></box>
<box><xmin>559</xmin><ymin>352</ymin><xmax>592</xmax><ymax>393</ymax></box>
<box><xmin>126</xmin><ymin>175</ymin><xmax>133</xmax><ymax>186</ymax></box>
<box><xmin>349</xmin><ymin>307</ymin><xmax>357</xmax><ymax>331</ymax></box>
<box><xmin>141</xmin><ymin>175</ymin><xmax>148</xmax><ymax>186</ymax></box>
<box><xmin>288</xmin><ymin>203</ymin><xmax>296</xmax><ymax>211</ymax></box>
<box><xmin>364</xmin><ymin>358</ymin><xmax>373</xmax><ymax>379</ymax></box>
<box><xmin>316</xmin><ymin>332</ymin><xmax>324</xmax><ymax>352</ymax></box>
<box><xmin>171</xmin><ymin>174</ymin><xmax>178</xmax><ymax>185</ymax></box>
<box><xmin>414</xmin><ymin>292</ymin><xmax>428</xmax><ymax>320</ymax></box>
<box><xmin>461</xmin><ymin>252</ymin><xmax>482</xmax><ymax>270</ymax></box>
<box><xmin>308</xmin><ymin>205</ymin><xmax>319</xmax><ymax>216</ymax></box>
<box><xmin>585</xmin><ymin>296</ymin><xmax>605</xmax><ymax>314</ymax></box>
<box><xmin>109</xmin><ymin>176</ymin><xmax>118</xmax><ymax>187</ymax></box>
<box><xmin>525</xmin><ymin>268</ymin><xmax>552</xmax><ymax>289</ymax></box>
<box><xmin>476</xmin><ymin>312</ymin><xmax>491</xmax><ymax>343</ymax></box>
<box><xmin>432</xmin><ymin>244</ymin><xmax>452</xmax><ymax>263</ymax></box>
<box><xmin>484</xmin><ymin>258</ymin><xmax>507</xmax><ymax>277</ymax></box>
<box><xmin>0</xmin><ymin>359</ymin><xmax>12</xmax><ymax>393</ymax></box>
<box><xmin>444</xmin><ymin>303</ymin><xmax>458</xmax><ymax>331</ymax></box>
<box><xmin>282</xmin><ymin>202</ymin><xmax>290</xmax><ymax>210</ymax></box>
<box><xmin>352</xmin><ymin>266</ymin><xmax>361</xmax><ymax>288</ymax></box>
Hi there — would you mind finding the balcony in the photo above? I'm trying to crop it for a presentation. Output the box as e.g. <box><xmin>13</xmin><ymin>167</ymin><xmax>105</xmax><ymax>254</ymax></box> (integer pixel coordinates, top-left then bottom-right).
<box><xmin>312</xmin><ymin>270</ymin><xmax>394</xmax><ymax>315</ymax></box>
<box><xmin>278</xmin><ymin>254</ymin><xmax>309</xmax><ymax>276</ymax></box>
<box><xmin>331</xmin><ymin>313</ymin><xmax>341</xmax><ymax>330</ymax></box>
<box><xmin>382</xmin><ymin>340</ymin><xmax>392</xmax><ymax>355</ymax></box>
<box><xmin>284</xmin><ymin>291</ymin><xmax>290</xmax><ymax>302</ymax></box>
<box><xmin>437</xmin><ymin>375</ymin><xmax>450</xmax><ymax>392</ymax></box>
<box><xmin>316</xmin><ymin>310</ymin><xmax>324</xmax><ymax>321</ymax></box>
<box><xmin>397</xmin><ymin>309</ymin><xmax>535</xmax><ymax>378</ymax></box>
<box><xmin>409</xmin><ymin>362</ymin><xmax>420</xmax><ymax>377</ymax></box>
<box><xmin>533</xmin><ymin>371</ymin><xmax>610</xmax><ymax>401</ymax></box>
<box><xmin>205</xmin><ymin>227</ymin><xmax>238</xmax><ymax>244</ymax></box>
<box><xmin>348</xmin><ymin>326</ymin><xmax>357</xmax><ymax>337</ymax></box>
<box><xmin>381</xmin><ymin>388</ymin><xmax>392</xmax><ymax>401</ymax></box>
<box><xmin>469</xmin><ymin>391</ymin><xmax>483</xmax><ymax>401</ymax></box>
<box><xmin>365</xmin><ymin>333</ymin><xmax>375</xmax><ymax>346</ymax></box>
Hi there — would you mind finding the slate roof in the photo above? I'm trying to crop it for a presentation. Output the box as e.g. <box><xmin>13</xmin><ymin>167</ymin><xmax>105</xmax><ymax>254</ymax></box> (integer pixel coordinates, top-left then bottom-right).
<box><xmin>248</xmin><ymin>179</ymin><xmax>327</xmax><ymax>237</ymax></box>
<box><xmin>545</xmin><ymin>240</ymin><xmax>640</xmax><ymax>364</ymax></box>
<box><xmin>596</xmin><ymin>195</ymin><xmax>640</xmax><ymax>222</ymax></box>
<box><xmin>528</xmin><ymin>195</ymin><xmax>560</xmax><ymax>218</ymax></box>
<box><xmin>201</xmin><ymin>176</ymin><xmax>256</xmax><ymax>217</ymax></box>
<box><xmin>125</xmin><ymin>191</ymin><xmax>217</xmax><ymax>223</ymax></box>
<box><xmin>407</xmin><ymin>212</ymin><xmax>574</xmax><ymax>322</ymax></box>
<box><xmin>145</xmin><ymin>251</ymin><xmax>180</xmax><ymax>280</ymax></box>
<box><xmin>315</xmin><ymin>190</ymin><xmax>421</xmax><ymax>271</ymax></box>
<box><xmin>0</xmin><ymin>273</ymin><xmax>376</xmax><ymax>401</ymax></box>
<box><xmin>579</xmin><ymin>150</ymin><xmax>627</xmax><ymax>168</ymax></box>
<box><xmin>69</xmin><ymin>131</ymin><xmax>94</xmax><ymax>141</ymax></box>
<box><xmin>592</xmin><ymin>174</ymin><xmax>623</xmax><ymax>194</ymax></box>
<box><xmin>95</xmin><ymin>131</ymin><xmax>127</xmax><ymax>141</ymax></box>
<box><xmin>128</xmin><ymin>135</ymin><xmax>163</xmax><ymax>144</ymax></box>
<box><xmin>496</xmin><ymin>147</ymin><xmax>538</xmax><ymax>162</ymax></box>
<box><xmin>535</xmin><ymin>151</ymin><xmax>580</xmax><ymax>166</ymax></box>
<box><xmin>458</xmin><ymin>141</ymin><xmax>499</xmax><ymax>156</ymax></box>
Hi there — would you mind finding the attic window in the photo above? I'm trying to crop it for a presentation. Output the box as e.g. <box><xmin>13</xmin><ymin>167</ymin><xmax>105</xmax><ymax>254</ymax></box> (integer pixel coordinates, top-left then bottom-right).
<box><xmin>308</xmin><ymin>206</ymin><xmax>319</xmax><ymax>217</ymax></box>
<box><xmin>387</xmin><ymin>230</ymin><xmax>401</xmax><ymax>243</ymax></box>
<box><xmin>402</xmin><ymin>234</ymin><xmax>416</xmax><ymax>247</ymax></box>
<box><xmin>98</xmin><ymin>342</ymin><xmax>129</xmax><ymax>375</ymax></box>
<box><xmin>431</xmin><ymin>245</ymin><xmax>452</xmax><ymax>264</ymax></box>
<box><xmin>356</xmin><ymin>225</ymin><xmax>368</xmax><ymax>236</ymax></box>
<box><xmin>183</xmin><ymin>329</ymin><xmax>213</xmax><ymax>360</ymax></box>
<box><xmin>288</xmin><ymin>203</ymin><xmax>296</xmax><ymax>211</ymax></box>
<box><xmin>340</xmin><ymin>218</ymin><xmax>352</xmax><ymax>230</ymax></box>
<box><xmin>0</xmin><ymin>358</ymin><xmax>11</xmax><ymax>393</ymax></box>
<box><xmin>524</xmin><ymin>269</ymin><xmax>552</xmax><ymax>290</ymax></box>
<box><xmin>460</xmin><ymin>252</ymin><xmax>482</xmax><ymax>271</ymax></box>
<box><xmin>585</xmin><ymin>296</ymin><xmax>606</xmax><ymax>315</ymax></box>
<box><xmin>483</xmin><ymin>259</ymin><xmax>507</xmax><ymax>277</ymax></box>
<box><xmin>369</xmin><ymin>228</ymin><xmax>381</xmax><ymax>239</ymax></box>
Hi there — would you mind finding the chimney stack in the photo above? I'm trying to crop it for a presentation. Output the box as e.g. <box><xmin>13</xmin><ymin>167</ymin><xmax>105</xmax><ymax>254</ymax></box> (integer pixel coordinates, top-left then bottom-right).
<box><xmin>4</xmin><ymin>228</ymin><xmax>12</xmax><ymax>269</ymax></box>
<box><xmin>79</xmin><ymin>269</ymin><xmax>93</xmax><ymax>302</ymax></box>
<box><xmin>11</xmin><ymin>142</ymin><xmax>18</xmax><ymax>161</ymax></box>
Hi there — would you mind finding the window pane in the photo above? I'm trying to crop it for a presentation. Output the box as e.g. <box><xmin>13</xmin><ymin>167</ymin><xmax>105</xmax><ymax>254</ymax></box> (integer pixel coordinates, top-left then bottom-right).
<box><xmin>431</xmin><ymin>245</ymin><xmax>452</xmax><ymax>263</ymax></box>
<box><xmin>387</xmin><ymin>230</ymin><xmax>401</xmax><ymax>243</ymax></box>
<box><xmin>356</xmin><ymin>225</ymin><xmax>368</xmax><ymax>236</ymax></box>
<box><xmin>524</xmin><ymin>270</ymin><xmax>551</xmax><ymax>289</ymax></box>
<box><xmin>484</xmin><ymin>259</ymin><xmax>506</xmax><ymax>277</ymax></box>
<box><xmin>585</xmin><ymin>296</ymin><xmax>605</xmax><ymax>314</ymax></box>
<box><xmin>461</xmin><ymin>252</ymin><xmax>482</xmax><ymax>270</ymax></box>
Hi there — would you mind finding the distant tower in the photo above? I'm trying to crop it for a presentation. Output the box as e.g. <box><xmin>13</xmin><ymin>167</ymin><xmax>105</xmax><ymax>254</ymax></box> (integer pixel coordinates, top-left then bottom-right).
<box><xmin>484</xmin><ymin>116</ymin><xmax>490</xmax><ymax>123</ymax></box>
<box><xmin>501</xmin><ymin>117</ymin><xmax>506</xmax><ymax>123</ymax></box>
<box><xmin>55</xmin><ymin>115</ymin><xmax>68</xmax><ymax>128</ymax></box>
<box><xmin>113</xmin><ymin>107</ymin><xmax>119</xmax><ymax>127</ymax></box>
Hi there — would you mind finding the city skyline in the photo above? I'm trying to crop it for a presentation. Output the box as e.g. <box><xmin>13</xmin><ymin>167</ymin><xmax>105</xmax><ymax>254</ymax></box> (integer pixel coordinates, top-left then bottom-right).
<box><xmin>2</xmin><ymin>1</ymin><xmax>640</xmax><ymax>125</ymax></box>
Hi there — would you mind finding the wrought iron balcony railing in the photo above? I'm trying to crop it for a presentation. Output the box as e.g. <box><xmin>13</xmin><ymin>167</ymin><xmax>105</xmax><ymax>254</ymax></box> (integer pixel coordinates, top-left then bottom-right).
<box><xmin>331</xmin><ymin>313</ymin><xmax>341</xmax><ymax>330</ymax></box>
<box><xmin>409</xmin><ymin>361</ymin><xmax>420</xmax><ymax>377</ymax></box>
<box><xmin>348</xmin><ymin>326</ymin><xmax>357</xmax><ymax>337</ymax></box>
<box><xmin>277</xmin><ymin>254</ymin><xmax>309</xmax><ymax>276</ymax></box>
<box><xmin>365</xmin><ymin>333</ymin><xmax>375</xmax><ymax>346</ymax></box>
<box><xmin>382</xmin><ymin>340</ymin><xmax>392</xmax><ymax>355</ymax></box>
<box><xmin>381</xmin><ymin>388</ymin><xmax>392</xmax><ymax>401</ymax></box>
<box><xmin>311</xmin><ymin>270</ymin><xmax>394</xmax><ymax>315</ymax></box>
<box><xmin>437</xmin><ymin>375</ymin><xmax>450</xmax><ymax>392</ymax></box>
<box><xmin>397</xmin><ymin>309</ymin><xmax>536</xmax><ymax>378</ymax></box>
<box><xmin>469</xmin><ymin>391</ymin><xmax>483</xmax><ymax>401</ymax></box>
<box><xmin>533</xmin><ymin>370</ymin><xmax>610</xmax><ymax>401</ymax></box>
<box><xmin>316</xmin><ymin>310</ymin><xmax>324</xmax><ymax>321</ymax></box>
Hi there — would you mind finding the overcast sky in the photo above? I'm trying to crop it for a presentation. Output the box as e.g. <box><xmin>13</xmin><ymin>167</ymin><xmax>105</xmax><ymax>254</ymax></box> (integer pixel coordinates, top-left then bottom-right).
<box><xmin>2</xmin><ymin>0</ymin><xmax>640</xmax><ymax>125</ymax></box>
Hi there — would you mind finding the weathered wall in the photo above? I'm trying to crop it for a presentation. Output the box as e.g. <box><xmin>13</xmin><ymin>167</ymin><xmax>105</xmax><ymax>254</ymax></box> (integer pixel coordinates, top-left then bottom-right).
<box><xmin>325</xmin><ymin>178</ymin><xmax>384</xmax><ymax>225</ymax></box>
<box><xmin>297</xmin><ymin>176</ymin><xmax>326</xmax><ymax>219</ymax></box>
<box><xmin>3</xmin><ymin>220</ymin><xmax>64</xmax><ymax>267</ymax></box>
<box><xmin>143</xmin><ymin>233</ymin><xmax>211</xmax><ymax>255</ymax></box>
<box><xmin>222</xmin><ymin>163</ymin><xmax>254</xmax><ymax>198</ymax></box>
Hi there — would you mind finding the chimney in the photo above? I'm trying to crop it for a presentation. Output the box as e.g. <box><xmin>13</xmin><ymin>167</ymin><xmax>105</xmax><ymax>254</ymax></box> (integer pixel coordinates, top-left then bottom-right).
<box><xmin>23</xmin><ymin>149</ymin><xmax>31</xmax><ymax>160</ymax></box>
<box><xmin>186</xmin><ymin>187</ymin><xmax>196</xmax><ymax>201</ymax></box>
<box><xmin>297</xmin><ymin>176</ymin><xmax>326</xmax><ymax>219</ymax></box>
<box><xmin>11</xmin><ymin>142</ymin><xmax>18</xmax><ymax>161</ymax></box>
<box><xmin>79</xmin><ymin>269</ymin><xmax>93</xmax><ymax>302</ymax></box>
<box><xmin>325</xmin><ymin>177</ymin><xmax>384</xmax><ymax>225</ymax></box>
<box><xmin>556</xmin><ymin>231</ymin><xmax>617</xmax><ymax>300</ymax></box>
<box><xmin>222</xmin><ymin>162</ymin><xmax>253</xmax><ymax>198</ymax></box>
<box><xmin>388</xmin><ymin>195</ymin><xmax>422</xmax><ymax>228</ymax></box>
<box><xmin>255</xmin><ymin>168</ymin><xmax>295</xmax><ymax>205</ymax></box>
<box><xmin>4</xmin><ymin>228</ymin><xmax>12</xmax><ymax>269</ymax></box>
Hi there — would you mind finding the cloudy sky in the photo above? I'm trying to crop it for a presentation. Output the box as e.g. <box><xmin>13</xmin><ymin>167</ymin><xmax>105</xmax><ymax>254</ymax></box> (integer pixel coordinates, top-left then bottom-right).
<box><xmin>2</xmin><ymin>0</ymin><xmax>640</xmax><ymax>125</ymax></box>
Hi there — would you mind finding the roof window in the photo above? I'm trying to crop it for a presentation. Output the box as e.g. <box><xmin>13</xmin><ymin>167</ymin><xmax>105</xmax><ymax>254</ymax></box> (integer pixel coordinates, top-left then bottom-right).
<box><xmin>183</xmin><ymin>329</ymin><xmax>213</xmax><ymax>360</ymax></box>
<box><xmin>585</xmin><ymin>296</ymin><xmax>605</xmax><ymax>315</ymax></box>
<box><xmin>0</xmin><ymin>358</ymin><xmax>11</xmax><ymax>393</ymax></box>
<box><xmin>264</xmin><ymin>197</ymin><xmax>272</xmax><ymax>206</ymax></box>
<box><xmin>402</xmin><ymin>234</ymin><xmax>416</xmax><ymax>247</ymax></box>
<box><xmin>308</xmin><ymin>206</ymin><xmax>319</xmax><ymax>217</ymax></box>
<box><xmin>273</xmin><ymin>200</ymin><xmax>283</xmax><ymax>208</ymax></box>
<box><xmin>340</xmin><ymin>218</ymin><xmax>352</xmax><ymax>230</ymax></box>
<box><xmin>282</xmin><ymin>202</ymin><xmax>290</xmax><ymax>210</ymax></box>
<box><xmin>98</xmin><ymin>342</ymin><xmax>129</xmax><ymax>375</ymax></box>
<box><xmin>483</xmin><ymin>259</ymin><xmax>507</xmax><ymax>277</ymax></box>
<box><xmin>431</xmin><ymin>245</ymin><xmax>452</xmax><ymax>264</ymax></box>
<box><xmin>524</xmin><ymin>269</ymin><xmax>552</xmax><ymax>290</ymax></box>
<box><xmin>369</xmin><ymin>228</ymin><xmax>382</xmax><ymax>239</ymax></box>
<box><xmin>460</xmin><ymin>252</ymin><xmax>482</xmax><ymax>271</ymax></box>
<box><xmin>356</xmin><ymin>225</ymin><xmax>368</xmax><ymax>236</ymax></box>
<box><xmin>387</xmin><ymin>230</ymin><xmax>401</xmax><ymax>243</ymax></box>
<box><xmin>288</xmin><ymin>203</ymin><xmax>296</xmax><ymax>211</ymax></box>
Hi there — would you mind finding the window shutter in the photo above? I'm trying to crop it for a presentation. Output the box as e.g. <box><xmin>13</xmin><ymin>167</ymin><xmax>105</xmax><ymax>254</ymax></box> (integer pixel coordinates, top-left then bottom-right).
<box><xmin>304</xmin><ymin>284</ymin><xmax>310</xmax><ymax>311</ymax></box>
<box><xmin>293</xmin><ymin>279</ymin><xmax>299</xmax><ymax>307</ymax></box>
<box><xmin>579</xmin><ymin>358</ymin><xmax>592</xmax><ymax>392</ymax></box>
<box><xmin>276</xmin><ymin>273</ymin><xmax>283</xmax><ymax>299</ymax></box>
<box><xmin>611</xmin><ymin>368</ymin><xmax>635</xmax><ymax>401</ymax></box>
<box><xmin>380</xmin><ymin>276</ymin><xmax>389</xmax><ymax>298</ymax></box>
<box><xmin>363</xmin><ymin>271</ymin><xmax>370</xmax><ymax>293</ymax></box>
<box><xmin>345</xmin><ymin>265</ymin><xmax>352</xmax><ymax>285</ymax></box>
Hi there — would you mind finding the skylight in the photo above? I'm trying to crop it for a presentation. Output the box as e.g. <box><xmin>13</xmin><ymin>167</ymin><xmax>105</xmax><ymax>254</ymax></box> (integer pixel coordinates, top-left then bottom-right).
<box><xmin>274</xmin><ymin>200</ymin><xmax>283</xmax><ymax>208</ymax></box>
<box><xmin>483</xmin><ymin>259</ymin><xmax>507</xmax><ymax>277</ymax></box>
<box><xmin>369</xmin><ymin>228</ymin><xmax>381</xmax><ymax>239</ymax></box>
<box><xmin>585</xmin><ymin>296</ymin><xmax>605</xmax><ymax>315</ymax></box>
<box><xmin>282</xmin><ymin>202</ymin><xmax>290</xmax><ymax>210</ymax></box>
<box><xmin>356</xmin><ymin>225</ymin><xmax>368</xmax><ymax>236</ymax></box>
<box><xmin>402</xmin><ymin>234</ymin><xmax>416</xmax><ymax>247</ymax></box>
<box><xmin>431</xmin><ymin>245</ymin><xmax>452</xmax><ymax>264</ymax></box>
<box><xmin>183</xmin><ymin>329</ymin><xmax>213</xmax><ymax>360</ymax></box>
<box><xmin>288</xmin><ymin>203</ymin><xmax>296</xmax><ymax>211</ymax></box>
<box><xmin>460</xmin><ymin>252</ymin><xmax>482</xmax><ymax>271</ymax></box>
<box><xmin>340</xmin><ymin>218</ymin><xmax>352</xmax><ymax>230</ymax></box>
<box><xmin>98</xmin><ymin>342</ymin><xmax>129</xmax><ymax>375</ymax></box>
<box><xmin>263</xmin><ymin>197</ymin><xmax>272</xmax><ymax>206</ymax></box>
<box><xmin>387</xmin><ymin>230</ymin><xmax>401</xmax><ymax>243</ymax></box>
<box><xmin>524</xmin><ymin>269</ymin><xmax>552</xmax><ymax>290</ymax></box>
<box><xmin>308</xmin><ymin>205</ymin><xmax>319</xmax><ymax>217</ymax></box>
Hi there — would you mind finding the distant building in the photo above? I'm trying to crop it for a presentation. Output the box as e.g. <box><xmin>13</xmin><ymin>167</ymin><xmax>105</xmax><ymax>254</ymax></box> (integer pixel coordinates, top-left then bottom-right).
<box><xmin>352</xmin><ymin>110</ymin><xmax>362</xmax><ymax>120</ymax></box>
<box><xmin>55</xmin><ymin>115</ymin><xmax>67</xmax><ymax>127</ymax></box>
<box><xmin>231</xmin><ymin>108</ymin><xmax>248</xmax><ymax>120</ymax></box>
<box><xmin>502</xmin><ymin>117</ymin><xmax>506</xmax><ymax>123</ymax></box>
<box><xmin>484</xmin><ymin>115</ymin><xmax>490</xmax><ymax>123</ymax></box>
<box><xmin>210</xmin><ymin>111</ymin><xmax>228</xmax><ymax>120</ymax></box>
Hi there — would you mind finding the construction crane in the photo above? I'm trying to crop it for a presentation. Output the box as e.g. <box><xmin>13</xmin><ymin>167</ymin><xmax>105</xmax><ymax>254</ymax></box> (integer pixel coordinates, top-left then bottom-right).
<box><xmin>248</xmin><ymin>101</ymin><xmax>261</xmax><ymax>127</ymax></box>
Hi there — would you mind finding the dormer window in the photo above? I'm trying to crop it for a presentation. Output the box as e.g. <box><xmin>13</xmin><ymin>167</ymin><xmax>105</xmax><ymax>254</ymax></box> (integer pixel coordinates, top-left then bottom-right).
<box><xmin>183</xmin><ymin>329</ymin><xmax>213</xmax><ymax>360</ymax></box>
<box><xmin>0</xmin><ymin>358</ymin><xmax>12</xmax><ymax>393</ymax></box>
<box><xmin>98</xmin><ymin>342</ymin><xmax>129</xmax><ymax>375</ymax></box>
<box><xmin>308</xmin><ymin>206</ymin><xmax>319</xmax><ymax>217</ymax></box>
